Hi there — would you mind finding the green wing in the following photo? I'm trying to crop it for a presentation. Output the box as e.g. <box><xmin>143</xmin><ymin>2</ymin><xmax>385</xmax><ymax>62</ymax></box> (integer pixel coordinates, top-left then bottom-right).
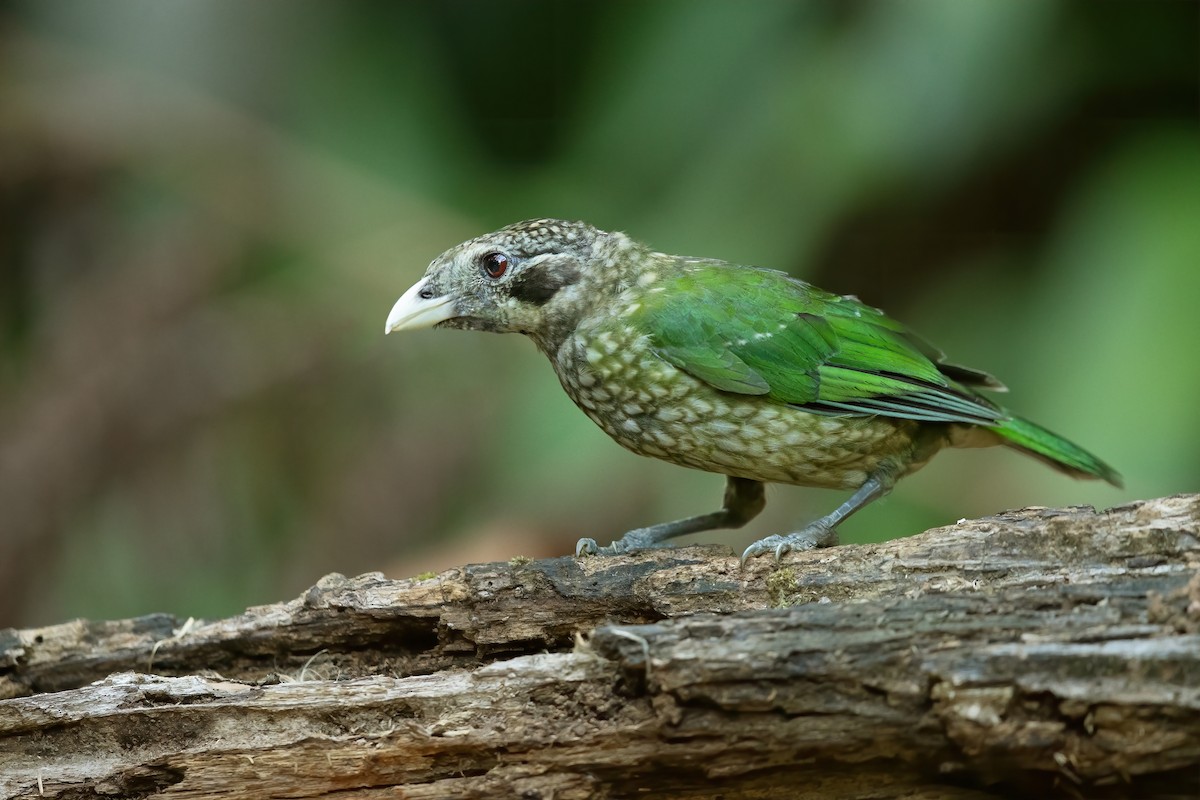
<box><xmin>632</xmin><ymin>263</ymin><xmax>1003</xmax><ymax>425</ymax></box>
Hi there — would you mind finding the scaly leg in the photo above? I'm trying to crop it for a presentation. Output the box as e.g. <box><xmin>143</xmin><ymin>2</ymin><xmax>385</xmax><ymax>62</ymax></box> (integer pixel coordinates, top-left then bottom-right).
<box><xmin>740</xmin><ymin>468</ymin><xmax>896</xmax><ymax>565</ymax></box>
<box><xmin>576</xmin><ymin>476</ymin><xmax>765</xmax><ymax>556</ymax></box>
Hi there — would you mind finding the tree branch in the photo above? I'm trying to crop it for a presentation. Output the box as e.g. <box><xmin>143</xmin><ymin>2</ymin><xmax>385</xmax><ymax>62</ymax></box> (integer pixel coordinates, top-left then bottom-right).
<box><xmin>1</xmin><ymin>495</ymin><xmax>1197</xmax><ymax>799</ymax></box>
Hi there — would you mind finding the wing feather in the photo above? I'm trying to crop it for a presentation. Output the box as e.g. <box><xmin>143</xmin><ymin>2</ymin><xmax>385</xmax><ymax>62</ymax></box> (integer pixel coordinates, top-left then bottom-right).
<box><xmin>630</xmin><ymin>263</ymin><xmax>1002</xmax><ymax>425</ymax></box>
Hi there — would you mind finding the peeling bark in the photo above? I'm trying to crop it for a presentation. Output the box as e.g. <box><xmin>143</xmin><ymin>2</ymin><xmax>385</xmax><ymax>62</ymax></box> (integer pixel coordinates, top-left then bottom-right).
<box><xmin>1</xmin><ymin>495</ymin><xmax>1197</xmax><ymax>799</ymax></box>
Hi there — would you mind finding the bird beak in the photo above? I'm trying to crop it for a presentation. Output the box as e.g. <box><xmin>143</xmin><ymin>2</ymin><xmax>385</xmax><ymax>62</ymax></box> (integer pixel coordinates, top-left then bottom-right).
<box><xmin>385</xmin><ymin>277</ymin><xmax>457</xmax><ymax>334</ymax></box>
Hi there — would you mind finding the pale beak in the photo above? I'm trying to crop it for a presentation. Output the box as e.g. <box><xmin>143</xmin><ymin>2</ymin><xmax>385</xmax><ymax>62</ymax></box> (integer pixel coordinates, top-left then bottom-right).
<box><xmin>385</xmin><ymin>277</ymin><xmax>457</xmax><ymax>334</ymax></box>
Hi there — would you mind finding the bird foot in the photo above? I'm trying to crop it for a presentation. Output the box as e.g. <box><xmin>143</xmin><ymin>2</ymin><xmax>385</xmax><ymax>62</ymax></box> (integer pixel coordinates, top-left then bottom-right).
<box><xmin>740</xmin><ymin>523</ymin><xmax>839</xmax><ymax>566</ymax></box>
<box><xmin>574</xmin><ymin>537</ymin><xmax>609</xmax><ymax>557</ymax></box>
<box><xmin>575</xmin><ymin>527</ymin><xmax>667</xmax><ymax>557</ymax></box>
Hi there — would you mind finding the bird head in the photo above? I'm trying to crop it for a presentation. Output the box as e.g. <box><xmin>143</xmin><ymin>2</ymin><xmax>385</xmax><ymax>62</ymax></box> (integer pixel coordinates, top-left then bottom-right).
<box><xmin>385</xmin><ymin>219</ymin><xmax>638</xmax><ymax>351</ymax></box>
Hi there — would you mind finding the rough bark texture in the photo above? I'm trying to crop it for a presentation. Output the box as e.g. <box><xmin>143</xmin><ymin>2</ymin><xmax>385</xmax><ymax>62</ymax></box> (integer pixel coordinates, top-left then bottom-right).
<box><xmin>1</xmin><ymin>495</ymin><xmax>1198</xmax><ymax>799</ymax></box>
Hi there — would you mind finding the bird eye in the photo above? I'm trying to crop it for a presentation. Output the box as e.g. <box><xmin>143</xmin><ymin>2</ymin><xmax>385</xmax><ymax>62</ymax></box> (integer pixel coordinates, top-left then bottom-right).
<box><xmin>481</xmin><ymin>252</ymin><xmax>510</xmax><ymax>279</ymax></box>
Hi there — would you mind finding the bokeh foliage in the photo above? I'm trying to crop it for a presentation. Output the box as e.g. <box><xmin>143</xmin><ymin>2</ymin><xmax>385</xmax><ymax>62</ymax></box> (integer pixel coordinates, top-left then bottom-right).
<box><xmin>0</xmin><ymin>0</ymin><xmax>1196</xmax><ymax>626</ymax></box>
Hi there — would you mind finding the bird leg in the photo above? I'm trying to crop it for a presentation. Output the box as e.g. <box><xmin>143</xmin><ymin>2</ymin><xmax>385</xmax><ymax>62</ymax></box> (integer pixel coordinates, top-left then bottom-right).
<box><xmin>576</xmin><ymin>476</ymin><xmax>765</xmax><ymax>556</ymax></box>
<box><xmin>740</xmin><ymin>467</ymin><xmax>897</xmax><ymax>565</ymax></box>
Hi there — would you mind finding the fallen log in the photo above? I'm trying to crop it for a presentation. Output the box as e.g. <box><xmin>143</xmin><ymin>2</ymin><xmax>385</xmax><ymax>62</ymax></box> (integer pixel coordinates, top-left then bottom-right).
<box><xmin>1</xmin><ymin>495</ymin><xmax>1197</xmax><ymax>798</ymax></box>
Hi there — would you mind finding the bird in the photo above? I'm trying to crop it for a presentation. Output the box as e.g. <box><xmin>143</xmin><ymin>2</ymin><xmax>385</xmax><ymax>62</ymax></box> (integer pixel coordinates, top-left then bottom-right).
<box><xmin>385</xmin><ymin>219</ymin><xmax>1121</xmax><ymax>563</ymax></box>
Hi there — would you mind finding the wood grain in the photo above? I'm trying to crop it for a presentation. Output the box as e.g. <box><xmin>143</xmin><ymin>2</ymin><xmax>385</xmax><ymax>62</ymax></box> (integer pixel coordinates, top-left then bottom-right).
<box><xmin>1</xmin><ymin>495</ymin><xmax>1197</xmax><ymax>798</ymax></box>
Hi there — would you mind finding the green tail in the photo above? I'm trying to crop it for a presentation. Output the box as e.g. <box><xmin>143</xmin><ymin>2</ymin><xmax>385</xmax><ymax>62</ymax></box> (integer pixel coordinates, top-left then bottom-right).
<box><xmin>993</xmin><ymin>415</ymin><xmax>1123</xmax><ymax>488</ymax></box>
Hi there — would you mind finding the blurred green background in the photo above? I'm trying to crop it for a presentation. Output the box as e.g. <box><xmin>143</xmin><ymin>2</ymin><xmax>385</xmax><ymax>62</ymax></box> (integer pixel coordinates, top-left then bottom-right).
<box><xmin>1</xmin><ymin>1</ymin><xmax>1196</xmax><ymax>628</ymax></box>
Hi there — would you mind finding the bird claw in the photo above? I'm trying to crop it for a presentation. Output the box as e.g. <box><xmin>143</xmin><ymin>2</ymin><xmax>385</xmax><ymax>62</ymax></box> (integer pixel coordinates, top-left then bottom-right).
<box><xmin>575</xmin><ymin>536</ymin><xmax>635</xmax><ymax>557</ymax></box>
<box><xmin>575</xmin><ymin>537</ymin><xmax>601</xmax><ymax>557</ymax></box>
<box><xmin>739</xmin><ymin>524</ymin><xmax>838</xmax><ymax>567</ymax></box>
<box><xmin>739</xmin><ymin>535</ymin><xmax>788</xmax><ymax>566</ymax></box>
<box><xmin>575</xmin><ymin>527</ymin><xmax>665</xmax><ymax>558</ymax></box>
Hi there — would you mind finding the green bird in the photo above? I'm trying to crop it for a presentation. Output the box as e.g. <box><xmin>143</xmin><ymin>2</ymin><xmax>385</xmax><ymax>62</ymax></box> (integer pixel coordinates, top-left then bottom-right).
<box><xmin>385</xmin><ymin>219</ymin><xmax>1121</xmax><ymax>562</ymax></box>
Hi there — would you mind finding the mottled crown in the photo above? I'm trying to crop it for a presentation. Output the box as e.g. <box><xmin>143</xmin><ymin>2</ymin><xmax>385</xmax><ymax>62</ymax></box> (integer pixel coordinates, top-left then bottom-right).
<box><xmin>483</xmin><ymin>218</ymin><xmax>602</xmax><ymax>256</ymax></box>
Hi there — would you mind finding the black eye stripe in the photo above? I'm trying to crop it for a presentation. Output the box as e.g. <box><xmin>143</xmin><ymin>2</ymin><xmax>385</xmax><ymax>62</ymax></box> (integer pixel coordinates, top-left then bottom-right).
<box><xmin>508</xmin><ymin>263</ymin><xmax>580</xmax><ymax>306</ymax></box>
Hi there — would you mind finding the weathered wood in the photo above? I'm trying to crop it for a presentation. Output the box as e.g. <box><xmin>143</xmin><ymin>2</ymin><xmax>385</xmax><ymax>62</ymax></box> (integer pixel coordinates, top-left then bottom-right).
<box><xmin>1</xmin><ymin>495</ymin><xmax>1197</xmax><ymax>799</ymax></box>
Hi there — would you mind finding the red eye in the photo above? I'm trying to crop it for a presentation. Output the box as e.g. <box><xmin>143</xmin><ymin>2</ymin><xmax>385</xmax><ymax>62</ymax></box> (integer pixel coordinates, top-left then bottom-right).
<box><xmin>481</xmin><ymin>252</ymin><xmax>509</xmax><ymax>279</ymax></box>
